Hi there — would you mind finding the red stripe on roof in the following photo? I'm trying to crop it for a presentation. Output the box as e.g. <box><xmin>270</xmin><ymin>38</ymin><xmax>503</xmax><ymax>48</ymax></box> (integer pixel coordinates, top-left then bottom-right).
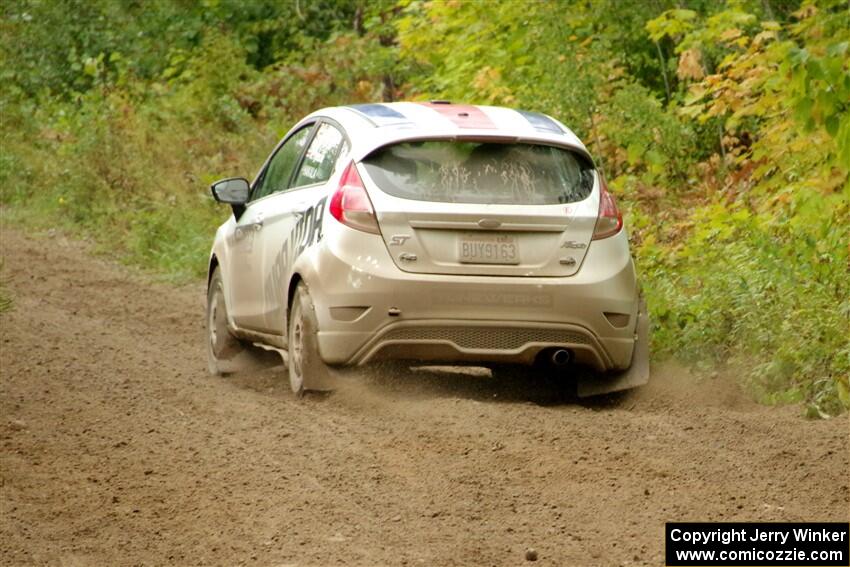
<box><xmin>417</xmin><ymin>102</ymin><xmax>497</xmax><ymax>129</ymax></box>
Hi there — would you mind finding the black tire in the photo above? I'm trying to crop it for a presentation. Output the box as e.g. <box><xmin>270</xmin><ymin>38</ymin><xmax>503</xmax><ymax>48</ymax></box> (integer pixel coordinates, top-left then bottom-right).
<box><xmin>288</xmin><ymin>282</ymin><xmax>335</xmax><ymax>396</ymax></box>
<box><xmin>206</xmin><ymin>267</ymin><xmax>247</xmax><ymax>375</ymax></box>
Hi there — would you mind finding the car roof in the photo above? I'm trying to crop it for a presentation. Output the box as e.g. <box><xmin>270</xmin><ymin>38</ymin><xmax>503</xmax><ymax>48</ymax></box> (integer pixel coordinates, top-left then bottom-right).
<box><xmin>297</xmin><ymin>102</ymin><xmax>590</xmax><ymax>161</ymax></box>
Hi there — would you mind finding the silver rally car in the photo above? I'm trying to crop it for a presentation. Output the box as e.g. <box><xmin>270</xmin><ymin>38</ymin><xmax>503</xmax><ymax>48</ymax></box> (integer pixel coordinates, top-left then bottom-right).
<box><xmin>206</xmin><ymin>101</ymin><xmax>649</xmax><ymax>396</ymax></box>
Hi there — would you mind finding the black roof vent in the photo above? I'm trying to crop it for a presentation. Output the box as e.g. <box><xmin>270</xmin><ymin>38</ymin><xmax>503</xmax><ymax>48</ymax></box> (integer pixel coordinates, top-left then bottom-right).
<box><xmin>429</xmin><ymin>100</ymin><xmax>452</xmax><ymax>105</ymax></box>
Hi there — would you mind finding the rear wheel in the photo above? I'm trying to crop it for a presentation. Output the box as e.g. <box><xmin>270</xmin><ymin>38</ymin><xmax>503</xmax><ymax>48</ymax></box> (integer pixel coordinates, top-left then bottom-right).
<box><xmin>206</xmin><ymin>268</ymin><xmax>247</xmax><ymax>375</ymax></box>
<box><xmin>288</xmin><ymin>283</ymin><xmax>335</xmax><ymax>396</ymax></box>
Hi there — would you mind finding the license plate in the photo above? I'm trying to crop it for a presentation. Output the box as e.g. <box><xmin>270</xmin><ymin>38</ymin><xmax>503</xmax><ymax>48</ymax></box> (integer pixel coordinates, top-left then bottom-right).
<box><xmin>458</xmin><ymin>233</ymin><xmax>520</xmax><ymax>264</ymax></box>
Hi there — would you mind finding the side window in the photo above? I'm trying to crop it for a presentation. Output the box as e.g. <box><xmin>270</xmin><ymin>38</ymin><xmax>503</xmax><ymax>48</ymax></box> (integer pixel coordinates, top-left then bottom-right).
<box><xmin>291</xmin><ymin>123</ymin><xmax>345</xmax><ymax>188</ymax></box>
<box><xmin>336</xmin><ymin>140</ymin><xmax>351</xmax><ymax>171</ymax></box>
<box><xmin>252</xmin><ymin>126</ymin><xmax>313</xmax><ymax>201</ymax></box>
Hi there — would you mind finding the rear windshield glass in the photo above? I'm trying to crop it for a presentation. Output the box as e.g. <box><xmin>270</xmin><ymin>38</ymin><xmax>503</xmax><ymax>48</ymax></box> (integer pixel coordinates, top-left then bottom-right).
<box><xmin>362</xmin><ymin>141</ymin><xmax>594</xmax><ymax>205</ymax></box>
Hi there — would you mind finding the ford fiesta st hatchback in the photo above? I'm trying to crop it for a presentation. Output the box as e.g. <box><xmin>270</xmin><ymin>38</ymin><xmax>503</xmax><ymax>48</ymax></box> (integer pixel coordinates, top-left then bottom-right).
<box><xmin>206</xmin><ymin>102</ymin><xmax>649</xmax><ymax>396</ymax></box>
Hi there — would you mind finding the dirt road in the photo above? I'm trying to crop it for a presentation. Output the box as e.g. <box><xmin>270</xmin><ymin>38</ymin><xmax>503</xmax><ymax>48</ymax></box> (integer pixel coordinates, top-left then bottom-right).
<box><xmin>1</xmin><ymin>228</ymin><xmax>847</xmax><ymax>567</ymax></box>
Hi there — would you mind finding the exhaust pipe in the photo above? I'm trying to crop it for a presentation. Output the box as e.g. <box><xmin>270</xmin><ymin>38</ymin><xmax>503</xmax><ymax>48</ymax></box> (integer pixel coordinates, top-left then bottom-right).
<box><xmin>550</xmin><ymin>349</ymin><xmax>572</xmax><ymax>366</ymax></box>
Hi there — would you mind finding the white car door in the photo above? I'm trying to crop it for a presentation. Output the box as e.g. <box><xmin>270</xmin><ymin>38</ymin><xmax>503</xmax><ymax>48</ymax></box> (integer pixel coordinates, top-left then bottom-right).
<box><xmin>227</xmin><ymin>124</ymin><xmax>315</xmax><ymax>332</ymax></box>
<box><xmin>260</xmin><ymin>121</ymin><xmax>348</xmax><ymax>335</ymax></box>
<box><xmin>224</xmin><ymin>204</ymin><xmax>266</xmax><ymax>330</ymax></box>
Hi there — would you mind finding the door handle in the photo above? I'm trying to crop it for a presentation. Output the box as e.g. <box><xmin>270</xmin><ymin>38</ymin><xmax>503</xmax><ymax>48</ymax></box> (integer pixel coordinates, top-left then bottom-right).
<box><xmin>252</xmin><ymin>213</ymin><xmax>264</xmax><ymax>230</ymax></box>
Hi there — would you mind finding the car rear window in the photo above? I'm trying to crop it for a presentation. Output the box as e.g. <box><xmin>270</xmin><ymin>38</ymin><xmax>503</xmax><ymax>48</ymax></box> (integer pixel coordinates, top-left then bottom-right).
<box><xmin>362</xmin><ymin>141</ymin><xmax>595</xmax><ymax>205</ymax></box>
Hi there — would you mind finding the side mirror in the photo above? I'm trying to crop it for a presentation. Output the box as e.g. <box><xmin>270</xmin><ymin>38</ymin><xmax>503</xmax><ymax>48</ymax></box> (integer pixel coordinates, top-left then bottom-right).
<box><xmin>210</xmin><ymin>177</ymin><xmax>250</xmax><ymax>205</ymax></box>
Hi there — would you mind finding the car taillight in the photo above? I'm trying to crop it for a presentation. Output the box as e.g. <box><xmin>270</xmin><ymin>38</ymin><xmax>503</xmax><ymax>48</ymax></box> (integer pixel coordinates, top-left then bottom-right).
<box><xmin>329</xmin><ymin>161</ymin><xmax>381</xmax><ymax>235</ymax></box>
<box><xmin>591</xmin><ymin>174</ymin><xmax>623</xmax><ymax>240</ymax></box>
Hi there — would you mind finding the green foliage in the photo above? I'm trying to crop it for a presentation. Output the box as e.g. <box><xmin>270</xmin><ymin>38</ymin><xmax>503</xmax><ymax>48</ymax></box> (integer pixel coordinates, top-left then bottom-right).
<box><xmin>639</xmin><ymin>0</ymin><xmax>850</xmax><ymax>416</ymax></box>
<box><xmin>1</xmin><ymin>0</ymin><xmax>847</xmax><ymax>414</ymax></box>
<box><xmin>397</xmin><ymin>0</ymin><xmax>615</xmax><ymax>137</ymax></box>
<box><xmin>0</xmin><ymin>35</ymin><xmax>275</xmax><ymax>280</ymax></box>
<box><xmin>599</xmin><ymin>83</ymin><xmax>697</xmax><ymax>180</ymax></box>
<box><xmin>642</xmin><ymin>201</ymin><xmax>848</xmax><ymax>417</ymax></box>
<box><xmin>0</xmin><ymin>0</ymin><xmax>391</xmax><ymax>280</ymax></box>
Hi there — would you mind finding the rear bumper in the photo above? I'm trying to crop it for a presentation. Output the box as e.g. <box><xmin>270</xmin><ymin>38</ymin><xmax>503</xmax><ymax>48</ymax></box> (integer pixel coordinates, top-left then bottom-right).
<box><xmin>311</xmin><ymin>226</ymin><xmax>639</xmax><ymax>370</ymax></box>
<box><xmin>345</xmin><ymin>319</ymin><xmax>631</xmax><ymax>370</ymax></box>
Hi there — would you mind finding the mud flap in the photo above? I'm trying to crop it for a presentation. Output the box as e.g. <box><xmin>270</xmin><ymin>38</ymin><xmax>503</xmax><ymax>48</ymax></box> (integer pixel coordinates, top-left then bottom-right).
<box><xmin>577</xmin><ymin>301</ymin><xmax>650</xmax><ymax>398</ymax></box>
<box><xmin>301</xmin><ymin>357</ymin><xmax>338</xmax><ymax>392</ymax></box>
<box><xmin>294</xmin><ymin>285</ymin><xmax>338</xmax><ymax>393</ymax></box>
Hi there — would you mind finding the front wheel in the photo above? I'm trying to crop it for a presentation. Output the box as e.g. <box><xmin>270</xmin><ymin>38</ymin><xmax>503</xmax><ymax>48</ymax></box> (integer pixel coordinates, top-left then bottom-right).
<box><xmin>206</xmin><ymin>267</ymin><xmax>247</xmax><ymax>375</ymax></box>
<box><xmin>288</xmin><ymin>283</ymin><xmax>335</xmax><ymax>396</ymax></box>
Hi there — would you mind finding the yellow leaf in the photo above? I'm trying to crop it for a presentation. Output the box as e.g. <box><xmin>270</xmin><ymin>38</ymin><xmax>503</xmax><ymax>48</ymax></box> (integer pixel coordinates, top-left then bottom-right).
<box><xmin>677</xmin><ymin>48</ymin><xmax>704</xmax><ymax>80</ymax></box>
<box><xmin>707</xmin><ymin>99</ymin><xmax>728</xmax><ymax>117</ymax></box>
<box><xmin>719</xmin><ymin>28</ymin><xmax>742</xmax><ymax>43</ymax></box>
<box><xmin>753</xmin><ymin>30</ymin><xmax>776</xmax><ymax>46</ymax></box>
<box><xmin>792</xmin><ymin>5</ymin><xmax>817</xmax><ymax>19</ymax></box>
